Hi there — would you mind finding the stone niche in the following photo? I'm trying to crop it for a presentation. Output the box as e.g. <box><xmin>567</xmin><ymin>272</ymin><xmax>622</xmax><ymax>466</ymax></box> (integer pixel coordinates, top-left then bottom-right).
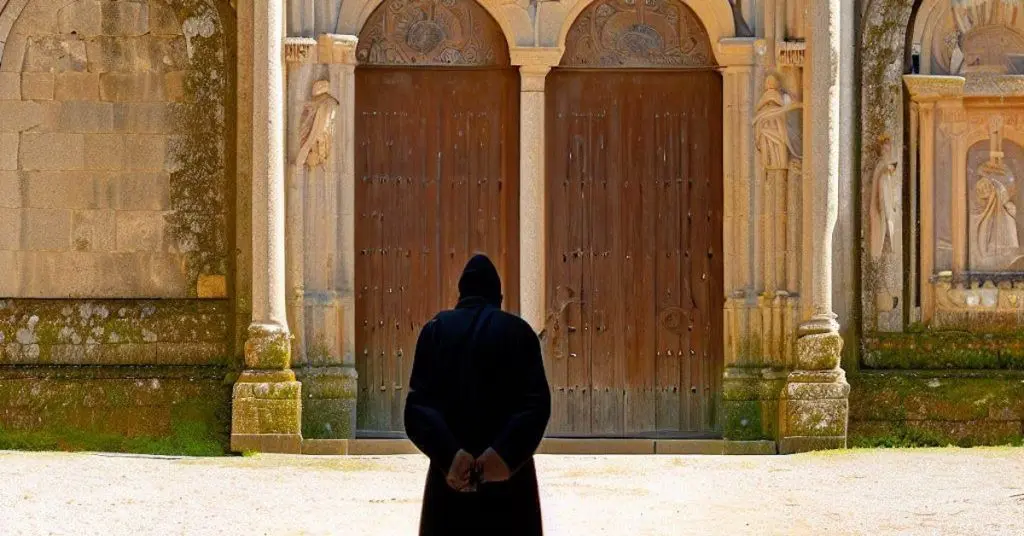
<box><xmin>906</xmin><ymin>0</ymin><xmax>1024</xmax><ymax>331</ymax></box>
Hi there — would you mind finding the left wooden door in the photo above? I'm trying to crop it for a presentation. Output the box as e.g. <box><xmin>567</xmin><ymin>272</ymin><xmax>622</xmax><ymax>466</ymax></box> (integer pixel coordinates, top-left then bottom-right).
<box><xmin>354</xmin><ymin>67</ymin><xmax>520</xmax><ymax>434</ymax></box>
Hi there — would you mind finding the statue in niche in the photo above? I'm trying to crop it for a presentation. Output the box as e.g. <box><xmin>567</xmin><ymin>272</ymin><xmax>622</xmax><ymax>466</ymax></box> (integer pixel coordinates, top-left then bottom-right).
<box><xmin>870</xmin><ymin>135</ymin><xmax>900</xmax><ymax>259</ymax></box>
<box><xmin>295</xmin><ymin>80</ymin><xmax>339</xmax><ymax>170</ymax></box>
<box><xmin>972</xmin><ymin>117</ymin><xmax>1021</xmax><ymax>265</ymax></box>
<box><xmin>753</xmin><ymin>74</ymin><xmax>802</xmax><ymax>170</ymax></box>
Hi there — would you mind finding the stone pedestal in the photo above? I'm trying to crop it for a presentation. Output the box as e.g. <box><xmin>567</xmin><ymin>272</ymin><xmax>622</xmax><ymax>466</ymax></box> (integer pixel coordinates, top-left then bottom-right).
<box><xmin>779</xmin><ymin>333</ymin><xmax>850</xmax><ymax>453</ymax></box>
<box><xmin>231</xmin><ymin>0</ymin><xmax>302</xmax><ymax>453</ymax></box>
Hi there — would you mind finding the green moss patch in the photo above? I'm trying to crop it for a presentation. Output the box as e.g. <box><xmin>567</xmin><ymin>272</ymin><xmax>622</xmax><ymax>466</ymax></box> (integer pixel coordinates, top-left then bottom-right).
<box><xmin>0</xmin><ymin>419</ymin><xmax>226</xmax><ymax>456</ymax></box>
<box><xmin>863</xmin><ymin>331</ymin><xmax>1024</xmax><ymax>370</ymax></box>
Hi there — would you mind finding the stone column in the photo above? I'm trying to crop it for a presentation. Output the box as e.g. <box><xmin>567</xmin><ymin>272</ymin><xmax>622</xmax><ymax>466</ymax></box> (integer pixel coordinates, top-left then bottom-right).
<box><xmin>231</xmin><ymin>0</ymin><xmax>303</xmax><ymax>454</ymax></box>
<box><xmin>511</xmin><ymin>48</ymin><xmax>563</xmax><ymax>332</ymax></box>
<box><xmin>779</xmin><ymin>0</ymin><xmax>849</xmax><ymax>454</ymax></box>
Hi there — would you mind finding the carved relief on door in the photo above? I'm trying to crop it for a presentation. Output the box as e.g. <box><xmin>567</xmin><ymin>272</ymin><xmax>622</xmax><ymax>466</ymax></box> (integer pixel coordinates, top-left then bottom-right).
<box><xmin>355</xmin><ymin>0</ymin><xmax>509</xmax><ymax>66</ymax></box>
<box><xmin>560</xmin><ymin>0</ymin><xmax>715</xmax><ymax>68</ymax></box>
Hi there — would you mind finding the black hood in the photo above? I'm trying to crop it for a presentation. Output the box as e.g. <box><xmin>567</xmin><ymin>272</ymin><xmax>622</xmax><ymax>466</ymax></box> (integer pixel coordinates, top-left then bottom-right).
<box><xmin>457</xmin><ymin>254</ymin><xmax>502</xmax><ymax>307</ymax></box>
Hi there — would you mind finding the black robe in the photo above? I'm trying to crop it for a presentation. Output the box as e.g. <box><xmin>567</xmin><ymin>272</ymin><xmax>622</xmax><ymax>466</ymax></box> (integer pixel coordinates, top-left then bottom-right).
<box><xmin>405</xmin><ymin>255</ymin><xmax>552</xmax><ymax>536</ymax></box>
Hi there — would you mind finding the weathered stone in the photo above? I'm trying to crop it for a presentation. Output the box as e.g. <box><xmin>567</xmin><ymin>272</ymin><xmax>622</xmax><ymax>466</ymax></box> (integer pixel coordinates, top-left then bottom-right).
<box><xmin>164</xmin><ymin>71</ymin><xmax>186</xmax><ymax>102</ymax></box>
<box><xmin>795</xmin><ymin>332</ymin><xmax>843</xmax><ymax>371</ymax></box>
<box><xmin>56</xmin><ymin>102</ymin><xmax>114</xmax><ymax>132</ymax></box>
<box><xmin>85</xmin><ymin>37</ymin><xmax>142</xmax><ymax>73</ymax></box>
<box><xmin>22</xmin><ymin>209</ymin><xmax>71</xmax><ymax>251</ymax></box>
<box><xmin>156</xmin><ymin>342</ymin><xmax>227</xmax><ymax>365</ymax></box>
<box><xmin>722</xmin><ymin>440</ymin><xmax>777</xmax><ymax>455</ymax></box>
<box><xmin>244</xmin><ymin>324</ymin><xmax>292</xmax><ymax>370</ymax></box>
<box><xmin>231</xmin><ymin>381</ymin><xmax>302</xmax><ymax>435</ymax></box>
<box><xmin>0</xmin><ymin>171</ymin><xmax>20</xmax><ymax>209</ymax></box>
<box><xmin>0</xmin><ymin>101</ymin><xmax>45</xmax><ymax>132</ymax></box>
<box><xmin>196</xmin><ymin>274</ymin><xmax>226</xmax><ymax>298</ymax></box>
<box><xmin>24</xmin><ymin>171</ymin><xmax>113</xmax><ymax>209</ymax></box>
<box><xmin>782</xmin><ymin>398</ymin><xmax>849</xmax><ymax>437</ymax></box>
<box><xmin>0</xmin><ymin>133</ymin><xmax>17</xmax><ymax>170</ymax></box>
<box><xmin>723</xmin><ymin>374</ymin><xmax>785</xmax><ymax>401</ymax></box>
<box><xmin>145</xmin><ymin>37</ymin><xmax>188</xmax><ymax>72</ymax></box>
<box><xmin>84</xmin><ymin>133</ymin><xmax>125</xmax><ymax>170</ymax></box>
<box><xmin>778</xmin><ymin>436</ymin><xmax>846</xmax><ymax>454</ymax></box>
<box><xmin>783</xmin><ymin>378</ymin><xmax>851</xmax><ymax>400</ymax></box>
<box><xmin>54</xmin><ymin>73</ymin><xmax>100</xmax><ymax>101</ymax></box>
<box><xmin>23</xmin><ymin>36</ymin><xmax>88</xmax><ymax>73</ymax></box>
<box><xmin>0</xmin><ymin>35</ymin><xmax>28</xmax><ymax>73</ymax></box>
<box><xmin>302</xmin><ymin>398</ymin><xmax>356</xmax><ymax>439</ymax></box>
<box><xmin>0</xmin><ymin>72</ymin><xmax>21</xmax><ymax>99</ymax></box>
<box><xmin>723</xmin><ymin>400</ymin><xmax>775</xmax><ymax>441</ymax></box>
<box><xmin>117</xmin><ymin>172</ymin><xmax>169</xmax><ymax>210</ymax></box>
<box><xmin>20</xmin><ymin>133</ymin><xmax>85</xmax><ymax>170</ymax></box>
<box><xmin>101</xmin><ymin>1</ymin><xmax>149</xmax><ymax>36</ymax></box>
<box><xmin>100</xmin><ymin>73</ymin><xmax>166</xmax><ymax>102</ymax></box>
<box><xmin>147</xmin><ymin>1</ymin><xmax>181</xmax><ymax>36</ymax></box>
<box><xmin>21</xmin><ymin>73</ymin><xmax>54</xmax><ymax>101</ymax></box>
<box><xmin>71</xmin><ymin>209</ymin><xmax>116</xmax><ymax>251</ymax></box>
<box><xmin>125</xmin><ymin>134</ymin><xmax>167</xmax><ymax>170</ymax></box>
<box><xmin>115</xmin><ymin>210</ymin><xmax>166</xmax><ymax>252</ymax></box>
<box><xmin>58</xmin><ymin>0</ymin><xmax>103</xmax><ymax>35</ymax></box>
<box><xmin>124</xmin><ymin>103</ymin><xmax>172</xmax><ymax>133</ymax></box>
<box><xmin>0</xmin><ymin>209</ymin><xmax>22</xmax><ymax>250</ymax></box>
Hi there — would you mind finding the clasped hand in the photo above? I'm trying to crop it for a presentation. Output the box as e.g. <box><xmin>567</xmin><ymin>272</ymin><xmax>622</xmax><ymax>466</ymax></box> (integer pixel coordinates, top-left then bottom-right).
<box><xmin>446</xmin><ymin>447</ymin><xmax>510</xmax><ymax>492</ymax></box>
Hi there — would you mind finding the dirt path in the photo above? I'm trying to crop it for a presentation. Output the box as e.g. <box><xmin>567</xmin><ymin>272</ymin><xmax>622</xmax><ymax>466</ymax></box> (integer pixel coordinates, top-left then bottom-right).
<box><xmin>1</xmin><ymin>448</ymin><xmax>1022</xmax><ymax>535</ymax></box>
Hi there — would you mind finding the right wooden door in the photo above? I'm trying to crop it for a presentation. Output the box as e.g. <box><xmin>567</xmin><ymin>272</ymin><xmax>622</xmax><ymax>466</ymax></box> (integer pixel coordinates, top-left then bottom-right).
<box><xmin>544</xmin><ymin>69</ymin><xmax>724</xmax><ymax>438</ymax></box>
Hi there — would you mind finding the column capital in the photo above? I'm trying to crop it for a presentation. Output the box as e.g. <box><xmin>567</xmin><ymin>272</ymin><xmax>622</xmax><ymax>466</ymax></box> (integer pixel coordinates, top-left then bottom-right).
<box><xmin>318</xmin><ymin>34</ymin><xmax>359</xmax><ymax>65</ymax></box>
<box><xmin>511</xmin><ymin>47</ymin><xmax>563</xmax><ymax>91</ymax></box>
<box><xmin>716</xmin><ymin>37</ymin><xmax>758</xmax><ymax>67</ymax></box>
<box><xmin>285</xmin><ymin>37</ymin><xmax>319</xmax><ymax>65</ymax></box>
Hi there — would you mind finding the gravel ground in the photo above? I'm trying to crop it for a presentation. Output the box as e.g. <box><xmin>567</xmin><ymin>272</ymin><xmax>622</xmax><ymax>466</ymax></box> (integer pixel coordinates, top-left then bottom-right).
<box><xmin>1</xmin><ymin>448</ymin><xmax>1023</xmax><ymax>536</ymax></box>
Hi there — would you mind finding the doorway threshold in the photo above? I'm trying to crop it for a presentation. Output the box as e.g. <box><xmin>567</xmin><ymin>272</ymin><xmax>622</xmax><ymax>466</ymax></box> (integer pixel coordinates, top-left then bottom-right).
<box><xmin>300</xmin><ymin>437</ymin><xmax>774</xmax><ymax>455</ymax></box>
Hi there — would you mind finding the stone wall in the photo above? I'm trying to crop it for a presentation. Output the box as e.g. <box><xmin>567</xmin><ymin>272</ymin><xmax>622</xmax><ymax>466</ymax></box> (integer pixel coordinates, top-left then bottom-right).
<box><xmin>0</xmin><ymin>0</ymin><xmax>238</xmax><ymax>452</ymax></box>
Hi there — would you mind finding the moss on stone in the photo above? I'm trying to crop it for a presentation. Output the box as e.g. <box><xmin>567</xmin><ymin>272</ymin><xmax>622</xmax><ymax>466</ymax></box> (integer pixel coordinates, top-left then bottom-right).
<box><xmin>723</xmin><ymin>400</ymin><xmax>772</xmax><ymax>441</ymax></box>
<box><xmin>863</xmin><ymin>330</ymin><xmax>1024</xmax><ymax>369</ymax></box>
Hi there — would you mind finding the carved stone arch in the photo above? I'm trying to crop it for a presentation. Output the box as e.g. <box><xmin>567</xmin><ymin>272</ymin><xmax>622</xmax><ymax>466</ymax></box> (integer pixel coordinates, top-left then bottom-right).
<box><xmin>557</xmin><ymin>0</ymin><xmax>732</xmax><ymax>66</ymax></box>
<box><xmin>352</xmin><ymin>0</ymin><xmax>513</xmax><ymax>65</ymax></box>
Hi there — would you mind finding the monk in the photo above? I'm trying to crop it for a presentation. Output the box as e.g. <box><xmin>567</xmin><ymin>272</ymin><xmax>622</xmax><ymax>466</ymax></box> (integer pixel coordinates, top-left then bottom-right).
<box><xmin>405</xmin><ymin>254</ymin><xmax>551</xmax><ymax>536</ymax></box>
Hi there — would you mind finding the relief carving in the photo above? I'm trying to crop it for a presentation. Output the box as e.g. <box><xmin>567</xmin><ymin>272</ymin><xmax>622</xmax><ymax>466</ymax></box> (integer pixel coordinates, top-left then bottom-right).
<box><xmin>930</xmin><ymin>0</ymin><xmax>1024</xmax><ymax>75</ymax></box>
<box><xmin>561</xmin><ymin>0</ymin><xmax>714</xmax><ymax>68</ymax></box>
<box><xmin>969</xmin><ymin>116</ymin><xmax>1023</xmax><ymax>268</ymax></box>
<box><xmin>296</xmin><ymin>81</ymin><xmax>340</xmax><ymax>169</ymax></box>
<box><xmin>753</xmin><ymin>74</ymin><xmax>802</xmax><ymax>170</ymax></box>
<box><xmin>869</xmin><ymin>135</ymin><xmax>899</xmax><ymax>259</ymax></box>
<box><xmin>355</xmin><ymin>0</ymin><xmax>508</xmax><ymax>66</ymax></box>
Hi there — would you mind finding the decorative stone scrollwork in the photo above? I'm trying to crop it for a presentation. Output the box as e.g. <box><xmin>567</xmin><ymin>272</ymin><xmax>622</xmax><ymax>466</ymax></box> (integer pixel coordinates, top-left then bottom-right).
<box><xmin>295</xmin><ymin>81</ymin><xmax>340</xmax><ymax>169</ymax></box>
<box><xmin>561</xmin><ymin>0</ymin><xmax>715</xmax><ymax>68</ymax></box>
<box><xmin>285</xmin><ymin>37</ymin><xmax>319</xmax><ymax>64</ymax></box>
<box><xmin>355</xmin><ymin>0</ymin><xmax>509</xmax><ymax>66</ymax></box>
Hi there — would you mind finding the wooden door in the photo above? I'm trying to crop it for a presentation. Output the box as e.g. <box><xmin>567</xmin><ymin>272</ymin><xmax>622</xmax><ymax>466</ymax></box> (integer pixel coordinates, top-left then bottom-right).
<box><xmin>355</xmin><ymin>67</ymin><xmax>519</xmax><ymax>433</ymax></box>
<box><xmin>545</xmin><ymin>70</ymin><xmax>723</xmax><ymax>438</ymax></box>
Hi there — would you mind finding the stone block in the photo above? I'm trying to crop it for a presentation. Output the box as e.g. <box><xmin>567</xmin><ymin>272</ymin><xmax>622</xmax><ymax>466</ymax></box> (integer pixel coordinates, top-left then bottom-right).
<box><xmin>115</xmin><ymin>210</ymin><xmax>166</xmax><ymax>251</ymax></box>
<box><xmin>11</xmin><ymin>3</ymin><xmax>61</xmax><ymax>36</ymax></box>
<box><xmin>22</xmin><ymin>208</ymin><xmax>71</xmax><ymax>250</ymax></box>
<box><xmin>58</xmin><ymin>0</ymin><xmax>103</xmax><ymax>35</ymax></box>
<box><xmin>0</xmin><ymin>101</ymin><xmax>45</xmax><ymax>132</ymax></box>
<box><xmin>164</xmin><ymin>71</ymin><xmax>186</xmax><ymax>102</ymax></box>
<box><xmin>653</xmin><ymin>439</ymin><xmax>725</xmax><ymax>454</ymax></box>
<box><xmin>54</xmin><ymin>72</ymin><xmax>100</xmax><ymax>101</ymax></box>
<box><xmin>101</xmin><ymin>1</ymin><xmax>148</xmax><ymax>36</ymax></box>
<box><xmin>0</xmin><ymin>171</ymin><xmax>20</xmax><ymax>208</ymax></box>
<box><xmin>86</xmin><ymin>37</ymin><xmax>142</xmax><ymax>73</ymax></box>
<box><xmin>23</xmin><ymin>36</ymin><xmax>88</xmax><ymax>73</ymax></box>
<box><xmin>0</xmin><ymin>133</ymin><xmax>17</xmax><ymax>170</ymax></box>
<box><xmin>126</xmin><ymin>134</ymin><xmax>167</xmax><ymax>170</ymax></box>
<box><xmin>722</xmin><ymin>440</ymin><xmax>778</xmax><ymax>455</ymax></box>
<box><xmin>0</xmin><ymin>250</ymin><xmax>19</xmax><ymax>294</ymax></box>
<box><xmin>0</xmin><ymin>35</ymin><xmax>28</xmax><ymax>73</ymax></box>
<box><xmin>795</xmin><ymin>332</ymin><xmax>843</xmax><ymax>370</ymax></box>
<box><xmin>302</xmin><ymin>398</ymin><xmax>356</xmax><ymax>439</ymax></box>
<box><xmin>783</xmin><ymin>378</ymin><xmax>851</xmax><ymax>400</ymax></box>
<box><xmin>301</xmin><ymin>439</ymin><xmax>349</xmax><ymax>455</ymax></box>
<box><xmin>348</xmin><ymin>439</ymin><xmax>421</xmax><ymax>455</ymax></box>
<box><xmin>0</xmin><ymin>209</ymin><xmax>21</xmax><ymax>250</ymax></box>
<box><xmin>20</xmin><ymin>133</ymin><xmax>85</xmax><ymax>170</ymax></box>
<box><xmin>71</xmin><ymin>209</ymin><xmax>116</xmax><ymax>251</ymax></box>
<box><xmin>782</xmin><ymin>397</ymin><xmax>849</xmax><ymax>437</ymax></box>
<box><xmin>778</xmin><ymin>436</ymin><xmax>846</xmax><ymax>454</ymax></box>
<box><xmin>231</xmin><ymin>381</ymin><xmax>303</xmax><ymax>435</ymax></box>
<box><xmin>230</xmin><ymin>434</ymin><xmax>303</xmax><ymax>454</ymax></box>
<box><xmin>156</xmin><ymin>342</ymin><xmax>227</xmax><ymax>365</ymax></box>
<box><xmin>124</xmin><ymin>103</ymin><xmax>172</xmax><ymax>133</ymax></box>
<box><xmin>21</xmin><ymin>73</ymin><xmax>54</xmax><ymax>101</ymax></box>
<box><xmin>100</xmin><ymin>73</ymin><xmax>166</xmax><ymax>102</ymax></box>
<box><xmin>244</xmin><ymin>325</ymin><xmax>292</xmax><ymax>370</ymax></box>
<box><xmin>117</xmin><ymin>172</ymin><xmax>169</xmax><ymax>210</ymax></box>
<box><xmin>57</xmin><ymin>101</ymin><xmax>114</xmax><ymax>132</ymax></box>
<box><xmin>0</xmin><ymin>72</ymin><xmax>20</xmax><ymax>99</ymax></box>
<box><xmin>24</xmin><ymin>171</ymin><xmax>116</xmax><ymax>209</ymax></box>
<box><xmin>145</xmin><ymin>38</ymin><xmax>188</xmax><ymax>73</ymax></box>
<box><xmin>723</xmin><ymin>399</ymin><xmax>775</xmax><ymax>441</ymax></box>
<box><xmin>148</xmin><ymin>1</ymin><xmax>181</xmax><ymax>36</ymax></box>
<box><xmin>84</xmin><ymin>133</ymin><xmax>125</xmax><ymax>170</ymax></box>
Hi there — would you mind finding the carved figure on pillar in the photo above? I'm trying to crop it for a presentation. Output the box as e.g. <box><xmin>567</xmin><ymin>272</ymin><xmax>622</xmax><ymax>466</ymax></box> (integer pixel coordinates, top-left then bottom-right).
<box><xmin>869</xmin><ymin>135</ymin><xmax>899</xmax><ymax>259</ymax></box>
<box><xmin>295</xmin><ymin>80</ymin><xmax>340</xmax><ymax>169</ymax></box>
<box><xmin>754</xmin><ymin>74</ymin><xmax>802</xmax><ymax>171</ymax></box>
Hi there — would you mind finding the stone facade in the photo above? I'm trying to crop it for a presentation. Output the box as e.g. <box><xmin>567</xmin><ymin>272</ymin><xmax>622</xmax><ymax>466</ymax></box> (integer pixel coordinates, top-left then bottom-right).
<box><xmin>0</xmin><ymin>0</ymin><xmax>1018</xmax><ymax>455</ymax></box>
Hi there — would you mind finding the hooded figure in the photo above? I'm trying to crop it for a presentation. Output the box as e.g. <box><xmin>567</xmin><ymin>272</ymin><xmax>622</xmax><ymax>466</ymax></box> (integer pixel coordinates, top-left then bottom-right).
<box><xmin>405</xmin><ymin>254</ymin><xmax>551</xmax><ymax>536</ymax></box>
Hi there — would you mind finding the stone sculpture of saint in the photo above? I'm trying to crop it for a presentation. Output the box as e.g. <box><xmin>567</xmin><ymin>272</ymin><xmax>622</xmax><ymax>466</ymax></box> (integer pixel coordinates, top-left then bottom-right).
<box><xmin>753</xmin><ymin>75</ymin><xmax>802</xmax><ymax>170</ymax></box>
<box><xmin>974</xmin><ymin>164</ymin><xmax>1020</xmax><ymax>259</ymax></box>
<box><xmin>295</xmin><ymin>80</ymin><xmax>340</xmax><ymax>169</ymax></box>
<box><xmin>869</xmin><ymin>136</ymin><xmax>899</xmax><ymax>259</ymax></box>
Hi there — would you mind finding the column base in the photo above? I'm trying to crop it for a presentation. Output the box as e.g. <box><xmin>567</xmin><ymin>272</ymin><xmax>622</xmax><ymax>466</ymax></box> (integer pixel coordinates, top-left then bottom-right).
<box><xmin>722</xmin><ymin>367</ymin><xmax>786</xmax><ymax>441</ymax></box>
<box><xmin>296</xmin><ymin>365</ymin><xmax>358</xmax><ymax>439</ymax></box>
<box><xmin>230</xmin><ymin>370</ymin><xmax>302</xmax><ymax>453</ymax></box>
<box><xmin>779</xmin><ymin>333</ymin><xmax>850</xmax><ymax>454</ymax></box>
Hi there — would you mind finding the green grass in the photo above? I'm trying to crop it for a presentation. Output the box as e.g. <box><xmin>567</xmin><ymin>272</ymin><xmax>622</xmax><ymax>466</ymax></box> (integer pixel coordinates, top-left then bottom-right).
<box><xmin>0</xmin><ymin>421</ymin><xmax>226</xmax><ymax>457</ymax></box>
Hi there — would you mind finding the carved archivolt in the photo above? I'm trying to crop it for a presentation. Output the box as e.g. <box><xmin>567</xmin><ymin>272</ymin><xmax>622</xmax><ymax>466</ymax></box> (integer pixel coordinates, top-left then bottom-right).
<box><xmin>561</xmin><ymin>0</ymin><xmax>714</xmax><ymax>68</ymax></box>
<box><xmin>355</xmin><ymin>0</ymin><xmax>509</xmax><ymax>66</ymax></box>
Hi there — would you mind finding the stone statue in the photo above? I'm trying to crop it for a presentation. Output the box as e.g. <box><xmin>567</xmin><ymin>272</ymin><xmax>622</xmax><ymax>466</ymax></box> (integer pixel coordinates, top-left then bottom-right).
<box><xmin>869</xmin><ymin>136</ymin><xmax>899</xmax><ymax>259</ymax></box>
<box><xmin>753</xmin><ymin>74</ymin><xmax>802</xmax><ymax>170</ymax></box>
<box><xmin>295</xmin><ymin>80</ymin><xmax>339</xmax><ymax>169</ymax></box>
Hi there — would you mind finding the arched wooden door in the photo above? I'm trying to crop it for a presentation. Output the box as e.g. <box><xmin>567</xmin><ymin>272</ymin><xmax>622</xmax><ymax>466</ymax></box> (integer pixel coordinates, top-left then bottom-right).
<box><xmin>354</xmin><ymin>0</ymin><xmax>519</xmax><ymax>434</ymax></box>
<box><xmin>545</xmin><ymin>0</ymin><xmax>724</xmax><ymax>438</ymax></box>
